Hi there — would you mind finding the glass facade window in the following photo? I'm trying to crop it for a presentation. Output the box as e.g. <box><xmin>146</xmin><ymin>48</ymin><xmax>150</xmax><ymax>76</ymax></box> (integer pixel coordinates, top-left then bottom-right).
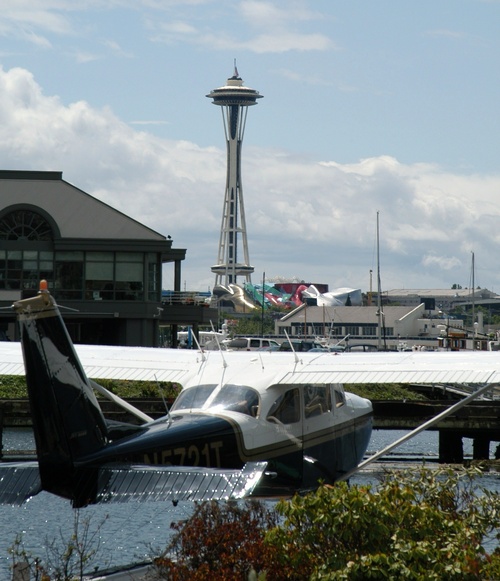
<box><xmin>0</xmin><ymin>250</ymin><xmax>54</xmax><ymax>291</ymax></box>
<box><xmin>85</xmin><ymin>252</ymin><xmax>114</xmax><ymax>300</ymax></box>
<box><xmin>362</xmin><ymin>326</ymin><xmax>377</xmax><ymax>336</ymax></box>
<box><xmin>311</xmin><ymin>323</ymin><xmax>328</xmax><ymax>335</ymax></box>
<box><xmin>345</xmin><ymin>325</ymin><xmax>360</xmax><ymax>336</ymax></box>
<box><xmin>116</xmin><ymin>252</ymin><xmax>142</xmax><ymax>263</ymax></box>
<box><xmin>55</xmin><ymin>251</ymin><xmax>84</xmax><ymax>299</ymax></box>
<box><xmin>83</xmin><ymin>252</ymin><xmax>145</xmax><ymax>301</ymax></box>
<box><xmin>115</xmin><ymin>252</ymin><xmax>144</xmax><ymax>301</ymax></box>
<box><xmin>291</xmin><ymin>322</ymin><xmax>308</xmax><ymax>334</ymax></box>
<box><xmin>147</xmin><ymin>253</ymin><xmax>158</xmax><ymax>301</ymax></box>
<box><xmin>5</xmin><ymin>250</ymin><xmax>21</xmax><ymax>290</ymax></box>
<box><xmin>39</xmin><ymin>251</ymin><xmax>54</xmax><ymax>283</ymax></box>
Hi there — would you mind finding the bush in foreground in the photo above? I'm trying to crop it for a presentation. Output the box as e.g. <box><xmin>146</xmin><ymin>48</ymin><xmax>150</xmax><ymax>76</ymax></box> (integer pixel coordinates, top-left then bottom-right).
<box><xmin>151</xmin><ymin>499</ymin><xmax>277</xmax><ymax>580</ymax></box>
<box><xmin>153</xmin><ymin>467</ymin><xmax>500</xmax><ymax>580</ymax></box>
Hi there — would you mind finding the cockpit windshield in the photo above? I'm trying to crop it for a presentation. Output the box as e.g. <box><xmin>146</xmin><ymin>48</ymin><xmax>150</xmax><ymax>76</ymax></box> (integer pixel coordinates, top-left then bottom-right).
<box><xmin>171</xmin><ymin>384</ymin><xmax>217</xmax><ymax>411</ymax></box>
<box><xmin>209</xmin><ymin>385</ymin><xmax>260</xmax><ymax>417</ymax></box>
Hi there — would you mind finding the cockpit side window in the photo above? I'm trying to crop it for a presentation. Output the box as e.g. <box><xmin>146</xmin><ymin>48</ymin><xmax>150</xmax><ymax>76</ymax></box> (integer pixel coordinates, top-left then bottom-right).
<box><xmin>267</xmin><ymin>388</ymin><xmax>300</xmax><ymax>424</ymax></box>
<box><xmin>304</xmin><ymin>385</ymin><xmax>332</xmax><ymax>418</ymax></box>
<box><xmin>171</xmin><ymin>384</ymin><xmax>217</xmax><ymax>411</ymax></box>
<box><xmin>210</xmin><ymin>385</ymin><xmax>260</xmax><ymax>417</ymax></box>
<box><xmin>333</xmin><ymin>384</ymin><xmax>346</xmax><ymax>408</ymax></box>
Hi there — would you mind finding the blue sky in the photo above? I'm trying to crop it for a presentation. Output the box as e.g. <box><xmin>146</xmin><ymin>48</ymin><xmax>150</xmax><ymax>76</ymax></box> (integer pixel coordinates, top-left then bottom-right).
<box><xmin>1</xmin><ymin>1</ymin><xmax>500</xmax><ymax>295</ymax></box>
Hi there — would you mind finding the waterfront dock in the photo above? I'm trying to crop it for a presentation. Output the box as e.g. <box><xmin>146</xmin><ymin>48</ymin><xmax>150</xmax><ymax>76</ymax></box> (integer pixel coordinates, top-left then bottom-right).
<box><xmin>372</xmin><ymin>400</ymin><xmax>500</xmax><ymax>463</ymax></box>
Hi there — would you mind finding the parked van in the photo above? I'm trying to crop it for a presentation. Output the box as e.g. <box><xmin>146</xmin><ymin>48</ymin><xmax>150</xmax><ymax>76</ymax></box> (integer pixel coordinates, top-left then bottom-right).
<box><xmin>224</xmin><ymin>337</ymin><xmax>280</xmax><ymax>351</ymax></box>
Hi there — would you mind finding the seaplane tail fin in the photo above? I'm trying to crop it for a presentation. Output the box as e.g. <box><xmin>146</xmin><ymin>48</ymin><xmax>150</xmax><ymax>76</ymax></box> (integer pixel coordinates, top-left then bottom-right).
<box><xmin>13</xmin><ymin>282</ymin><xmax>108</xmax><ymax>501</ymax></box>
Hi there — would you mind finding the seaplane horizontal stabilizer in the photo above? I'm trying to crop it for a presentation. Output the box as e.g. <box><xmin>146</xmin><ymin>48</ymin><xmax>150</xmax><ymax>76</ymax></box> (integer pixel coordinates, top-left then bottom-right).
<box><xmin>96</xmin><ymin>461</ymin><xmax>268</xmax><ymax>504</ymax></box>
<box><xmin>0</xmin><ymin>462</ymin><xmax>41</xmax><ymax>505</ymax></box>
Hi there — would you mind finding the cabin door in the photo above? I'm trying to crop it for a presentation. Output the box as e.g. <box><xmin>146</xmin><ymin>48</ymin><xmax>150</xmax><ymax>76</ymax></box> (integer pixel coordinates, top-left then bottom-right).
<box><xmin>302</xmin><ymin>384</ymin><xmax>336</xmax><ymax>486</ymax></box>
<box><xmin>261</xmin><ymin>386</ymin><xmax>304</xmax><ymax>488</ymax></box>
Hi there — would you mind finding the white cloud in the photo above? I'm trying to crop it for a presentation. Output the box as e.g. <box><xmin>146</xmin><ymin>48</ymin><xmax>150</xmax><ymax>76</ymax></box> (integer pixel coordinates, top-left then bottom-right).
<box><xmin>276</xmin><ymin>68</ymin><xmax>335</xmax><ymax>87</ymax></box>
<box><xmin>422</xmin><ymin>254</ymin><xmax>462</xmax><ymax>271</ymax></box>
<box><xmin>147</xmin><ymin>0</ymin><xmax>335</xmax><ymax>53</ymax></box>
<box><xmin>240</xmin><ymin>0</ymin><xmax>330</xmax><ymax>28</ymax></box>
<box><xmin>73</xmin><ymin>51</ymin><xmax>101</xmax><ymax>63</ymax></box>
<box><xmin>0</xmin><ymin>4</ymin><xmax>75</xmax><ymax>41</ymax></box>
<box><xmin>4</xmin><ymin>1</ymin><xmax>336</xmax><ymax>56</ymax></box>
<box><xmin>426</xmin><ymin>29</ymin><xmax>466</xmax><ymax>40</ymax></box>
<box><xmin>129</xmin><ymin>120</ymin><xmax>170</xmax><ymax>126</ymax></box>
<box><xmin>1</xmin><ymin>65</ymin><xmax>500</xmax><ymax>292</ymax></box>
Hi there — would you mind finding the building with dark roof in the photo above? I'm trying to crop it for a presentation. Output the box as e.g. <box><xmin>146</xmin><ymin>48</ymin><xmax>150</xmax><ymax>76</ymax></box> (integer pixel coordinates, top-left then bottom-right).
<box><xmin>0</xmin><ymin>170</ymin><xmax>216</xmax><ymax>346</ymax></box>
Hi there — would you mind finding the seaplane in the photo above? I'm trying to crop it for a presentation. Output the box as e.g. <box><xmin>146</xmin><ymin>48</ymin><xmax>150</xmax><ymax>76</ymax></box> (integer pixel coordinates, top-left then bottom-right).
<box><xmin>1</xmin><ymin>282</ymin><xmax>500</xmax><ymax>507</ymax></box>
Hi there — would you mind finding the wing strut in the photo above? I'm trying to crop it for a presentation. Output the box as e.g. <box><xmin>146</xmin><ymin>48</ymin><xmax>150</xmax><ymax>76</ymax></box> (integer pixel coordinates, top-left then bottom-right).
<box><xmin>341</xmin><ymin>380</ymin><xmax>497</xmax><ymax>481</ymax></box>
<box><xmin>90</xmin><ymin>380</ymin><xmax>154</xmax><ymax>424</ymax></box>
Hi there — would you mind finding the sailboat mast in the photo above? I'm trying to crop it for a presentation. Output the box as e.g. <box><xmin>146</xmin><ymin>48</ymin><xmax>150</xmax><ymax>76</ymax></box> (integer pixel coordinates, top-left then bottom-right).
<box><xmin>472</xmin><ymin>251</ymin><xmax>475</xmax><ymax>350</ymax></box>
<box><xmin>376</xmin><ymin>211</ymin><xmax>383</xmax><ymax>350</ymax></box>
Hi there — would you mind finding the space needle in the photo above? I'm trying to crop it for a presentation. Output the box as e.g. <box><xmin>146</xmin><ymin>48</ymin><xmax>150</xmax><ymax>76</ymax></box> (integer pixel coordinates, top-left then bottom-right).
<box><xmin>207</xmin><ymin>64</ymin><xmax>263</xmax><ymax>288</ymax></box>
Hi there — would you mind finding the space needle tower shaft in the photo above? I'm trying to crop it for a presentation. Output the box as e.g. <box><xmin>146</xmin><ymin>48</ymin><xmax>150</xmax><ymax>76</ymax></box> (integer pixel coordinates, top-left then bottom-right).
<box><xmin>207</xmin><ymin>65</ymin><xmax>263</xmax><ymax>287</ymax></box>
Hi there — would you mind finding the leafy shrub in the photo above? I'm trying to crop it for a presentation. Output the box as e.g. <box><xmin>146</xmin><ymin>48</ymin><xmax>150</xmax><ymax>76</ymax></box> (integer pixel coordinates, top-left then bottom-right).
<box><xmin>0</xmin><ymin>375</ymin><xmax>181</xmax><ymax>400</ymax></box>
<box><xmin>93</xmin><ymin>378</ymin><xmax>181</xmax><ymax>399</ymax></box>
<box><xmin>151</xmin><ymin>499</ymin><xmax>277</xmax><ymax>580</ymax></box>
<box><xmin>0</xmin><ymin>376</ymin><xmax>29</xmax><ymax>398</ymax></box>
<box><xmin>346</xmin><ymin>383</ymin><xmax>425</xmax><ymax>401</ymax></box>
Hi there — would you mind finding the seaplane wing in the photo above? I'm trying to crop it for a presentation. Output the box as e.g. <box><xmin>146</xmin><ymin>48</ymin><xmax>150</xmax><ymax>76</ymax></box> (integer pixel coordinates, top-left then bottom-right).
<box><xmin>2</xmin><ymin>340</ymin><xmax>500</xmax><ymax>386</ymax></box>
<box><xmin>0</xmin><ymin>340</ymin><xmax>203</xmax><ymax>383</ymax></box>
<box><xmin>276</xmin><ymin>350</ymin><xmax>500</xmax><ymax>386</ymax></box>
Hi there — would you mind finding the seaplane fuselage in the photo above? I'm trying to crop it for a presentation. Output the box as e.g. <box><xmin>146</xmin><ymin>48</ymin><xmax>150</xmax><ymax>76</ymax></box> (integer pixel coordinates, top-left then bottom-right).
<box><xmin>80</xmin><ymin>356</ymin><xmax>373</xmax><ymax>495</ymax></box>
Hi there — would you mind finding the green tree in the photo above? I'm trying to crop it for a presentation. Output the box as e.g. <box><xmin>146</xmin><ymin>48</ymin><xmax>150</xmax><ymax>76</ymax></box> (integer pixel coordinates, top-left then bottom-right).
<box><xmin>231</xmin><ymin>312</ymin><xmax>278</xmax><ymax>337</ymax></box>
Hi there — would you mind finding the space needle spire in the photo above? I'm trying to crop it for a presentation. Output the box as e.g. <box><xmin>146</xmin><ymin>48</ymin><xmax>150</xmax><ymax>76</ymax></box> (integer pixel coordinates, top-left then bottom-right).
<box><xmin>207</xmin><ymin>65</ymin><xmax>263</xmax><ymax>288</ymax></box>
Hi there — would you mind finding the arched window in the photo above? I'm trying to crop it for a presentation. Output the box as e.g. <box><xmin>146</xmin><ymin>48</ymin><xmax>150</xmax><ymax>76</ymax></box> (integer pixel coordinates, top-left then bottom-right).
<box><xmin>0</xmin><ymin>209</ymin><xmax>53</xmax><ymax>241</ymax></box>
<box><xmin>0</xmin><ymin>209</ymin><xmax>54</xmax><ymax>292</ymax></box>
